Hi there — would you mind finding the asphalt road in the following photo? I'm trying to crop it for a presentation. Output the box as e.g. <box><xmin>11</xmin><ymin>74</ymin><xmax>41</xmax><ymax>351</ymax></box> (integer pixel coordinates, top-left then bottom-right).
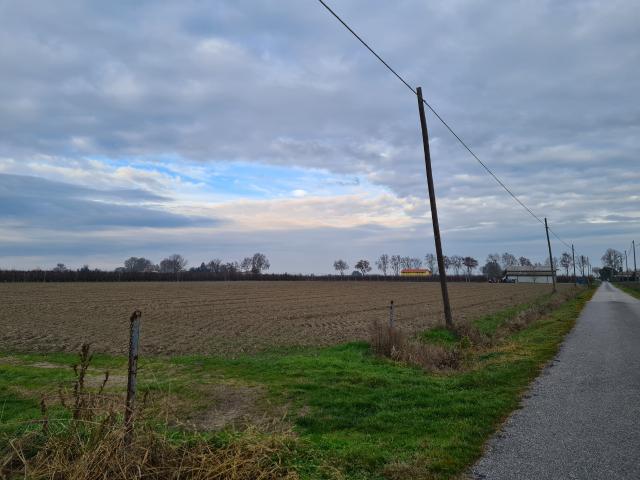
<box><xmin>472</xmin><ymin>282</ymin><xmax>640</xmax><ymax>479</ymax></box>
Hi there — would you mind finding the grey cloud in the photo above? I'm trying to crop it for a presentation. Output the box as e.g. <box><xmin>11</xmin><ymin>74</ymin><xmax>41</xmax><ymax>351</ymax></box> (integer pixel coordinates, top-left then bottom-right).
<box><xmin>0</xmin><ymin>174</ymin><xmax>217</xmax><ymax>230</ymax></box>
<box><xmin>1</xmin><ymin>0</ymin><xmax>637</xmax><ymax>191</ymax></box>
<box><xmin>0</xmin><ymin>0</ymin><xmax>638</xmax><ymax>270</ymax></box>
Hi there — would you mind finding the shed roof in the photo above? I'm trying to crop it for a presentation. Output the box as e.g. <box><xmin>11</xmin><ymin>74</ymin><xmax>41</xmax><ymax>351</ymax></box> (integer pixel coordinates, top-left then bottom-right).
<box><xmin>505</xmin><ymin>265</ymin><xmax>556</xmax><ymax>275</ymax></box>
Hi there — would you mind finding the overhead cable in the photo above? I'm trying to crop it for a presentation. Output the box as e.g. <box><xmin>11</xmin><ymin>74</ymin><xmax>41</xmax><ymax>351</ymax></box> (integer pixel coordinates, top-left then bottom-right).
<box><xmin>316</xmin><ymin>0</ymin><xmax>575</xmax><ymax>251</ymax></box>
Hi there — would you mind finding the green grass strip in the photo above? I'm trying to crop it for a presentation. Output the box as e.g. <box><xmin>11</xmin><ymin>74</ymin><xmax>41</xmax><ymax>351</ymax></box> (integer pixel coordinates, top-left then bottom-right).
<box><xmin>614</xmin><ymin>282</ymin><xmax>640</xmax><ymax>300</ymax></box>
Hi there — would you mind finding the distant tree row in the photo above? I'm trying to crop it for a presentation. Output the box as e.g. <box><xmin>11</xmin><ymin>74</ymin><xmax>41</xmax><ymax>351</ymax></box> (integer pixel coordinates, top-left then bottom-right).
<box><xmin>115</xmin><ymin>253</ymin><xmax>270</xmax><ymax>275</ymax></box>
<box><xmin>333</xmin><ymin>254</ymin><xmax>480</xmax><ymax>280</ymax></box>
<box><xmin>17</xmin><ymin>253</ymin><xmax>271</xmax><ymax>279</ymax></box>
<box><xmin>333</xmin><ymin>251</ymin><xmax>590</xmax><ymax>281</ymax></box>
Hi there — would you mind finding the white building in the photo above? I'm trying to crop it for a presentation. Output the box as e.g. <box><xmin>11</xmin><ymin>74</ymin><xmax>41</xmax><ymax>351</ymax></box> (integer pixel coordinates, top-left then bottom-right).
<box><xmin>504</xmin><ymin>265</ymin><xmax>556</xmax><ymax>284</ymax></box>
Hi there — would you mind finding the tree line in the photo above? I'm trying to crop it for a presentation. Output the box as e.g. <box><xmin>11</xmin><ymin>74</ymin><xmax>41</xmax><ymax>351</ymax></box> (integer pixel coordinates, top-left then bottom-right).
<box><xmin>333</xmin><ymin>250</ymin><xmax>591</xmax><ymax>281</ymax></box>
<box><xmin>333</xmin><ymin>253</ymin><xmax>488</xmax><ymax>279</ymax></box>
<box><xmin>115</xmin><ymin>253</ymin><xmax>270</xmax><ymax>275</ymax></box>
<box><xmin>1</xmin><ymin>248</ymin><xmax>608</xmax><ymax>283</ymax></box>
<box><xmin>0</xmin><ymin>253</ymin><xmax>271</xmax><ymax>282</ymax></box>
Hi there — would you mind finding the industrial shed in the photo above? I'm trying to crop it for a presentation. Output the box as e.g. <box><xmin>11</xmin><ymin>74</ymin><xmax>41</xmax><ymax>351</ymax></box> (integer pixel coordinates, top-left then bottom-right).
<box><xmin>504</xmin><ymin>266</ymin><xmax>556</xmax><ymax>284</ymax></box>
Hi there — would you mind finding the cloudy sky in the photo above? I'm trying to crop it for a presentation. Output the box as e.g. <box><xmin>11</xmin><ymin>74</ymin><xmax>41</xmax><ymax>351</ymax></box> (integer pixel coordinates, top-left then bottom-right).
<box><xmin>1</xmin><ymin>0</ymin><xmax>638</xmax><ymax>273</ymax></box>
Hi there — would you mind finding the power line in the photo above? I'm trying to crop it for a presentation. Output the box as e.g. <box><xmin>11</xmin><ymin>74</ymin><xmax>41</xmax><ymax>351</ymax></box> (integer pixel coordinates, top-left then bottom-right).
<box><xmin>316</xmin><ymin>0</ymin><xmax>575</xmax><ymax>250</ymax></box>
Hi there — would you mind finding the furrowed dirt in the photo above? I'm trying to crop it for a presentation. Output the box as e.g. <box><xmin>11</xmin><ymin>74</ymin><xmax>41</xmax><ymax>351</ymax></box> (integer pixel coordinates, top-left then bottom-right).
<box><xmin>0</xmin><ymin>281</ymin><xmax>570</xmax><ymax>356</ymax></box>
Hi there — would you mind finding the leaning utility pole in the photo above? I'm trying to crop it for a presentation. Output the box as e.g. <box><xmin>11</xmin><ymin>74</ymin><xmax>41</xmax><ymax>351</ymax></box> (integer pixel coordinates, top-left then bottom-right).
<box><xmin>544</xmin><ymin>218</ymin><xmax>557</xmax><ymax>293</ymax></box>
<box><xmin>571</xmin><ymin>244</ymin><xmax>576</xmax><ymax>285</ymax></box>
<box><xmin>416</xmin><ymin>86</ymin><xmax>453</xmax><ymax>327</ymax></box>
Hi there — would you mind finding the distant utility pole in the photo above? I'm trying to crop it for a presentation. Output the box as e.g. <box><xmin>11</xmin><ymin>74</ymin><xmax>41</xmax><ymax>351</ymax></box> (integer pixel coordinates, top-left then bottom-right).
<box><xmin>633</xmin><ymin>240</ymin><xmax>637</xmax><ymax>281</ymax></box>
<box><xmin>624</xmin><ymin>250</ymin><xmax>628</xmax><ymax>273</ymax></box>
<box><xmin>572</xmin><ymin>244</ymin><xmax>576</xmax><ymax>285</ymax></box>
<box><xmin>544</xmin><ymin>218</ymin><xmax>557</xmax><ymax>293</ymax></box>
<box><xmin>416</xmin><ymin>86</ymin><xmax>453</xmax><ymax>327</ymax></box>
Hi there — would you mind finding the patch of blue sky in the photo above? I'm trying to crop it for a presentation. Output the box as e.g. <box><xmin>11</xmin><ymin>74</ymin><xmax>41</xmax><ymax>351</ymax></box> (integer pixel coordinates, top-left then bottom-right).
<box><xmin>87</xmin><ymin>155</ymin><xmax>378</xmax><ymax>201</ymax></box>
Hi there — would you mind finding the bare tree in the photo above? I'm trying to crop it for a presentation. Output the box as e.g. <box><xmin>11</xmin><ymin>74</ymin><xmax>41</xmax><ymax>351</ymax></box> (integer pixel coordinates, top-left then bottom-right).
<box><xmin>424</xmin><ymin>253</ymin><xmax>436</xmax><ymax>274</ymax></box>
<box><xmin>250</xmin><ymin>253</ymin><xmax>270</xmax><ymax>274</ymax></box>
<box><xmin>576</xmin><ymin>255</ymin><xmax>587</xmax><ymax>276</ymax></box>
<box><xmin>375</xmin><ymin>254</ymin><xmax>390</xmax><ymax>276</ymax></box>
<box><xmin>463</xmin><ymin>256</ymin><xmax>478</xmax><ymax>280</ymax></box>
<box><xmin>124</xmin><ymin>257</ymin><xmax>154</xmax><ymax>273</ymax></box>
<box><xmin>390</xmin><ymin>255</ymin><xmax>402</xmax><ymax>276</ymax></box>
<box><xmin>560</xmin><ymin>252</ymin><xmax>573</xmax><ymax>276</ymax></box>
<box><xmin>221</xmin><ymin>262</ymin><xmax>239</xmax><ymax>274</ymax></box>
<box><xmin>519</xmin><ymin>256</ymin><xmax>532</xmax><ymax>267</ymax></box>
<box><xmin>53</xmin><ymin>263</ymin><xmax>68</xmax><ymax>272</ymax></box>
<box><xmin>355</xmin><ymin>259</ymin><xmax>372</xmax><ymax>276</ymax></box>
<box><xmin>409</xmin><ymin>257</ymin><xmax>423</xmax><ymax>269</ymax></box>
<box><xmin>601</xmin><ymin>248</ymin><xmax>623</xmax><ymax>272</ymax></box>
<box><xmin>450</xmin><ymin>255</ymin><xmax>463</xmax><ymax>275</ymax></box>
<box><xmin>207</xmin><ymin>258</ymin><xmax>223</xmax><ymax>273</ymax></box>
<box><xmin>240</xmin><ymin>257</ymin><xmax>253</xmax><ymax>273</ymax></box>
<box><xmin>333</xmin><ymin>259</ymin><xmax>349</xmax><ymax>276</ymax></box>
<box><xmin>399</xmin><ymin>256</ymin><xmax>412</xmax><ymax>270</ymax></box>
<box><xmin>159</xmin><ymin>254</ymin><xmax>188</xmax><ymax>274</ymax></box>
<box><xmin>501</xmin><ymin>252</ymin><xmax>517</xmax><ymax>269</ymax></box>
<box><xmin>486</xmin><ymin>253</ymin><xmax>501</xmax><ymax>266</ymax></box>
<box><xmin>443</xmin><ymin>256</ymin><xmax>452</xmax><ymax>275</ymax></box>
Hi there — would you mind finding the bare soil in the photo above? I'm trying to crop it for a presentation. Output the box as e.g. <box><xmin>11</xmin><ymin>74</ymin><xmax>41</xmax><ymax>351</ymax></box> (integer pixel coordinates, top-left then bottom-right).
<box><xmin>0</xmin><ymin>281</ymin><xmax>569</xmax><ymax>356</ymax></box>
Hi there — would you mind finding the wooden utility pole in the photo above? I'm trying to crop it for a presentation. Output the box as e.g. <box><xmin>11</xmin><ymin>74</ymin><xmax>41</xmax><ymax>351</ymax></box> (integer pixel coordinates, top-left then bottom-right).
<box><xmin>416</xmin><ymin>86</ymin><xmax>453</xmax><ymax>327</ymax></box>
<box><xmin>571</xmin><ymin>244</ymin><xmax>576</xmax><ymax>285</ymax></box>
<box><xmin>544</xmin><ymin>218</ymin><xmax>557</xmax><ymax>293</ymax></box>
<box><xmin>633</xmin><ymin>240</ymin><xmax>637</xmax><ymax>281</ymax></box>
<box><xmin>624</xmin><ymin>250</ymin><xmax>628</xmax><ymax>273</ymax></box>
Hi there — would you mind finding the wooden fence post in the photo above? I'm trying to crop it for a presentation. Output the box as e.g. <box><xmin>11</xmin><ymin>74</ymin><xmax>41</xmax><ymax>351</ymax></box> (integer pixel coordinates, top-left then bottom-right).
<box><xmin>389</xmin><ymin>300</ymin><xmax>395</xmax><ymax>328</ymax></box>
<box><xmin>124</xmin><ymin>310</ymin><xmax>141</xmax><ymax>445</ymax></box>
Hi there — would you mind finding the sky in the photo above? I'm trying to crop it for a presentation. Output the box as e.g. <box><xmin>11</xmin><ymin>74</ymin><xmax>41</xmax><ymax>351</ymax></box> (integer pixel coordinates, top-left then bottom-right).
<box><xmin>0</xmin><ymin>0</ymin><xmax>639</xmax><ymax>273</ymax></box>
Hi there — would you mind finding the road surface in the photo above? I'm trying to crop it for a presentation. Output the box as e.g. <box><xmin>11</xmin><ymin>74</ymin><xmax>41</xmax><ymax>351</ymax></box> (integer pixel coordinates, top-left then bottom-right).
<box><xmin>472</xmin><ymin>282</ymin><xmax>640</xmax><ymax>479</ymax></box>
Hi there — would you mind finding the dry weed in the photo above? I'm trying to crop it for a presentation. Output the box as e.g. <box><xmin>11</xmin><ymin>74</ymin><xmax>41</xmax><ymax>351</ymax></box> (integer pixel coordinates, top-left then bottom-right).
<box><xmin>370</xmin><ymin>320</ymin><xmax>461</xmax><ymax>372</ymax></box>
<box><xmin>1</xmin><ymin>344</ymin><xmax>300</xmax><ymax>480</ymax></box>
<box><xmin>371</xmin><ymin>287</ymin><xmax>581</xmax><ymax>372</ymax></box>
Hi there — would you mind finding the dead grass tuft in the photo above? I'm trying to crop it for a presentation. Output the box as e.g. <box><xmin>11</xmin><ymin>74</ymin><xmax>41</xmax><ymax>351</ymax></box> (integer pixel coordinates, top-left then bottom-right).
<box><xmin>2</xmin><ymin>421</ymin><xmax>299</xmax><ymax>480</ymax></box>
<box><xmin>1</xmin><ymin>344</ymin><xmax>300</xmax><ymax>480</ymax></box>
<box><xmin>2</xmin><ymin>422</ymin><xmax>299</xmax><ymax>480</ymax></box>
<box><xmin>371</xmin><ymin>287</ymin><xmax>581</xmax><ymax>372</ymax></box>
<box><xmin>370</xmin><ymin>320</ymin><xmax>461</xmax><ymax>372</ymax></box>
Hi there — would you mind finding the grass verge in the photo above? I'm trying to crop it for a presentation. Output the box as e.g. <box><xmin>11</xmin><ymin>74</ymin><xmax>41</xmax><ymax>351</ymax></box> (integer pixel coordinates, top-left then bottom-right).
<box><xmin>614</xmin><ymin>282</ymin><xmax>640</xmax><ymax>300</ymax></box>
<box><xmin>1</xmin><ymin>288</ymin><xmax>594</xmax><ymax>479</ymax></box>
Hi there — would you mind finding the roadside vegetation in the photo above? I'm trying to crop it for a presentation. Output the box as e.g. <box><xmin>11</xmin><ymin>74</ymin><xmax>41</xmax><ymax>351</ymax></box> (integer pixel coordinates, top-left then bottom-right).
<box><xmin>1</xmin><ymin>287</ymin><xmax>593</xmax><ymax>479</ymax></box>
<box><xmin>614</xmin><ymin>282</ymin><xmax>640</xmax><ymax>300</ymax></box>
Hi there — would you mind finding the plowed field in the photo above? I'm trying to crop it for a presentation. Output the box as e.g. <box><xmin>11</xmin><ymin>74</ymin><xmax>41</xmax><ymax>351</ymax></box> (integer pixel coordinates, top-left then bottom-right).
<box><xmin>0</xmin><ymin>281</ymin><xmax>569</xmax><ymax>355</ymax></box>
